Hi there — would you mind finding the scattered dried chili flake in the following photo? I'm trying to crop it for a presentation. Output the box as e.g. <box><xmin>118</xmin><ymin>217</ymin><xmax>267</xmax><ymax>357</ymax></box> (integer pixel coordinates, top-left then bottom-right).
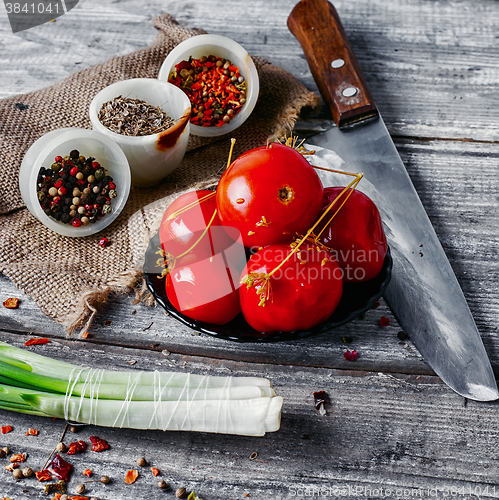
<box><xmin>312</xmin><ymin>391</ymin><xmax>328</xmax><ymax>411</ymax></box>
<box><xmin>3</xmin><ymin>298</ymin><xmax>19</xmax><ymax>309</ymax></box>
<box><xmin>43</xmin><ymin>480</ymin><xmax>66</xmax><ymax>496</ymax></box>
<box><xmin>69</xmin><ymin>496</ymin><xmax>89</xmax><ymax>500</ymax></box>
<box><xmin>10</xmin><ymin>453</ymin><xmax>26</xmax><ymax>463</ymax></box>
<box><xmin>151</xmin><ymin>467</ymin><xmax>160</xmax><ymax>476</ymax></box>
<box><xmin>83</xmin><ymin>468</ymin><xmax>92</xmax><ymax>477</ymax></box>
<box><xmin>1</xmin><ymin>425</ymin><xmax>13</xmax><ymax>434</ymax></box>
<box><xmin>80</xmin><ymin>331</ymin><xmax>90</xmax><ymax>339</ymax></box>
<box><xmin>89</xmin><ymin>435</ymin><xmax>109</xmax><ymax>452</ymax></box>
<box><xmin>125</xmin><ymin>469</ymin><xmax>140</xmax><ymax>484</ymax></box>
<box><xmin>35</xmin><ymin>470</ymin><xmax>53</xmax><ymax>482</ymax></box>
<box><xmin>46</xmin><ymin>453</ymin><xmax>74</xmax><ymax>481</ymax></box>
<box><xmin>5</xmin><ymin>463</ymin><xmax>18</xmax><ymax>471</ymax></box>
<box><xmin>24</xmin><ymin>337</ymin><xmax>50</xmax><ymax>346</ymax></box>
<box><xmin>344</xmin><ymin>350</ymin><xmax>358</xmax><ymax>361</ymax></box>
<box><xmin>379</xmin><ymin>316</ymin><xmax>390</xmax><ymax>327</ymax></box>
<box><xmin>26</xmin><ymin>428</ymin><xmax>39</xmax><ymax>436</ymax></box>
<box><xmin>67</xmin><ymin>440</ymin><xmax>87</xmax><ymax>455</ymax></box>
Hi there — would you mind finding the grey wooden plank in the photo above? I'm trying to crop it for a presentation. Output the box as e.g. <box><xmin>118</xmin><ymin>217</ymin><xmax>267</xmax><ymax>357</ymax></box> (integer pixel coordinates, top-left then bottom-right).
<box><xmin>1</xmin><ymin>333</ymin><xmax>499</xmax><ymax>499</ymax></box>
<box><xmin>1</xmin><ymin>0</ymin><xmax>499</xmax><ymax>141</ymax></box>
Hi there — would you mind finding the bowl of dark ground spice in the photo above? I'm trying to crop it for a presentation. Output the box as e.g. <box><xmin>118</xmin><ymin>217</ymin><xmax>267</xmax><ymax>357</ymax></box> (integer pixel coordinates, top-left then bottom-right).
<box><xmin>20</xmin><ymin>128</ymin><xmax>131</xmax><ymax>237</ymax></box>
<box><xmin>89</xmin><ymin>78</ymin><xmax>191</xmax><ymax>187</ymax></box>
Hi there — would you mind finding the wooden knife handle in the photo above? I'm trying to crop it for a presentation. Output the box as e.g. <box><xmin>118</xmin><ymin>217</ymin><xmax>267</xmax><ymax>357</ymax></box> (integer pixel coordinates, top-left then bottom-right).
<box><xmin>288</xmin><ymin>0</ymin><xmax>378</xmax><ymax>127</ymax></box>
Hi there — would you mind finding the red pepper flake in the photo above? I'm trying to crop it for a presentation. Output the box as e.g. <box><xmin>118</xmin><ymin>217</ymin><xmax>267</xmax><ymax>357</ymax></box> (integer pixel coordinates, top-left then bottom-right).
<box><xmin>1</xmin><ymin>425</ymin><xmax>13</xmax><ymax>434</ymax></box>
<box><xmin>69</xmin><ymin>497</ymin><xmax>89</xmax><ymax>500</ymax></box>
<box><xmin>3</xmin><ymin>298</ymin><xmax>19</xmax><ymax>309</ymax></box>
<box><xmin>10</xmin><ymin>454</ymin><xmax>25</xmax><ymax>462</ymax></box>
<box><xmin>151</xmin><ymin>467</ymin><xmax>160</xmax><ymax>476</ymax></box>
<box><xmin>24</xmin><ymin>338</ymin><xmax>50</xmax><ymax>346</ymax></box>
<box><xmin>5</xmin><ymin>463</ymin><xmax>18</xmax><ymax>471</ymax></box>
<box><xmin>312</xmin><ymin>391</ymin><xmax>328</xmax><ymax>411</ymax></box>
<box><xmin>26</xmin><ymin>427</ymin><xmax>39</xmax><ymax>436</ymax></box>
<box><xmin>67</xmin><ymin>440</ymin><xmax>87</xmax><ymax>455</ymax></box>
<box><xmin>35</xmin><ymin>470</ymin><xmax>53</xmax><ymax>482</ymax></box>
<box><xmin>89</xmin><ymin>435</ymin><xmax>109</xmax><ymax>452</ymax></box>
<box><xmin>379</xmin><ymin>316</ymin><xmax>390</xmax><ymax>327</ymax></box>
<box><xmin>344</xmin><ymin>350</ymin><xmax>358</xmax><ymax>361</ymax></box>
<box><xmin>125</xmin><ymin>469</ymin><xmax>140</xmax><ymax>484</ymax></box>
<box><xmin>46</xmin><ymin>453</ymin><xmax>74</xmax><ymax>482</ymax></box>
<box><xmin>83</xmin><ymin>468</ymin><xmax>92</xmax><ymax>477</ymax></box>
<box><xmin>99</xmin><ymin>237</ymin><xmax>109</xmax><ymax>248</ymax></box>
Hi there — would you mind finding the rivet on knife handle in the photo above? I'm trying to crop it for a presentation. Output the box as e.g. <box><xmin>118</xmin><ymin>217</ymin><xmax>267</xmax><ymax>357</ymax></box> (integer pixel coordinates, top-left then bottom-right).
<box><xmin>288</xmin><ymin>0</ymin><xmax>378</xmax><ymax>127</ymax></box>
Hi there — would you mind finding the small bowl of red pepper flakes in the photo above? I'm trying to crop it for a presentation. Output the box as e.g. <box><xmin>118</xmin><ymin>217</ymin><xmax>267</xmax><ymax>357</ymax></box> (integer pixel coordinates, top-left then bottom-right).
<box><xmin>158</xmin><ymin>34</ymin><xmax>259</xmax><ymax>137</ymax></box>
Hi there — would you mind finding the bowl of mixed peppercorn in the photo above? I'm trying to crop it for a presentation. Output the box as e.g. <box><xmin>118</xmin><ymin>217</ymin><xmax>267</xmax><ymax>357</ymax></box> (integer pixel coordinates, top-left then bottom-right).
<box><xmin>158</xmin><ymin>34</ymin><xmax>259</xmax><ymax>137</ymax></box>
<box><xmin>20</xmin><ymin>128</ymin><xmax>131</xmax><ymax>237</ymax></box>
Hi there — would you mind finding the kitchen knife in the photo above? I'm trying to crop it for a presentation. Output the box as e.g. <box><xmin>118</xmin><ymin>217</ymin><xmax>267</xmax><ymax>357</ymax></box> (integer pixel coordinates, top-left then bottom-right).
<box><xmin>288</xmin><ymin>0</ymin><xmax>498</xmax><ymax>401</ymax></box>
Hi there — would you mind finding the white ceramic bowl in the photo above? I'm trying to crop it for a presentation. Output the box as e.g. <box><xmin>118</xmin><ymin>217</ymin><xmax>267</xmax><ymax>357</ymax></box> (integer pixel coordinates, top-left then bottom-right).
<box><xmin>89</xmin><ymin>78</ymin><xmax>191</xmax><ymax>187</ymax></box>
<box><xmin>19</xmin><ymin>128</ymin><xmax>131</xmax><ymax>237</ymax></box>
<box><xmin>158</xmin><ymin>34</ymin><xmax>259</xmax><ymax>137</ymax></box>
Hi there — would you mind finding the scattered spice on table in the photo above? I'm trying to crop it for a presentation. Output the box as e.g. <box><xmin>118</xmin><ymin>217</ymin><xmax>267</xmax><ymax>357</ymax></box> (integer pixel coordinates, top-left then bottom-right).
<box><xmin>1</xmin><ymin>425</ymin><xmax>13</xmax><ymax>434</ymax></box>
<box><xmin>89</xmin><ymin>436</ymin><xmax>109</xmax><ymax>452</ymax></box>
<box><xmin>83</xmin><ymin>469</ymin><xmax>92</xmax><ymax>477</ymax></box>
<box><xmin>98</xmin><ymin>95</ymin><xmax>175</xmax><ymax>136</ymax></box>
<box><xmin>35</xmin><ymin>469</ymin><xmax>53</xmax><ymax>482</ymax></box>
<box><xmin>312</xmin><ymin>391</ymin><xmax>328</xmax><ymax>412</ymax></box>
<box><xmin>67</xmin><ymin>441</ymin><xmax>87</xmax><ymax>455</ymax></box>
<box><xmin>24</xmin><ymin>338</ymin><xmax>50</xmax><ymax>346</ymax></box>
<box><xmin>344</xmin><ymin>349</ymin><xmax>358</xmax><ymax>361</ymax></box>
<box><xmin>46</xmin><ymin>453</ymin><xmax>74</xmax><ymax>482</ymax></box>
<box><xmin>169</xmin><ymin>54</ymin><xmax>247</xmax><ymax>127</ymax></box>
<box><xmin>26</xmin><ymin>428</ymin><xmax>39</xmax><ymax>436</ymax></box>
<box><xmin>342</xmin><ymin>336</ymin><xmax>353</xmax><ymax>343</ymax></box>
<box><xmin>125</xmin><ymin>469</ymin><xmax>140</xmax><ymax>484</ymax></box>
<box><xmin>3</xmin><ymin>298</ymin><xmax>19</xmax><ymax>309</ymax></box>
<box><xmin>5</xmin><ymin>463</ymin><xmax>18</xmax><ymax>471</ymax></box>
<box><xmin>379</xmin><ymin>316</ymin><xmax>390</xmax><ymax>327</ymax></box>
<box><xmin>36</xmin><ymin>150</ymin><xmax>117</xmax><ymax>227</ymax></box>
<box><xmin>151</xmin><ymin>467</ymin><xmax>160</xmax><ymax>476</ymax></box>
<box><xmin>398</xmin><ymin>331</ymin><xmax>408</xmax><ymax>340</ymax></box>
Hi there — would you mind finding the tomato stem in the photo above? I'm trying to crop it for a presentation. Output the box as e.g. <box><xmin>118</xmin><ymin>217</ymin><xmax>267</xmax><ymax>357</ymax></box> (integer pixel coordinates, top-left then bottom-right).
<box><xmin>164</xmin><ymin>192</ymin><xmax>216</xmax><ymax>222</ymax></box>
<box><xmin>226</xmin><ymin>138</ymin><xmax>236</xmax><ymax>170</ymax></box>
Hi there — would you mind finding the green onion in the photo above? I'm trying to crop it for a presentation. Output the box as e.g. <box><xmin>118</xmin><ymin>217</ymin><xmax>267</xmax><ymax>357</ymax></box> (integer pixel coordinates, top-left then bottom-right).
<box><xmin>0</xmin><ymin>343</ymin><xmax>282</xmax><ymax>437</ymax></box>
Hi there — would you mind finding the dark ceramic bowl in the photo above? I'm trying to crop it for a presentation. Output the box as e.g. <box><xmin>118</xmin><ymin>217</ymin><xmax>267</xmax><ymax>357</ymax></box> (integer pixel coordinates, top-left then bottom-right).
<box><xmin>144</xmin><ymin>231</ymin><xmax>392</xmax><ymax>343</ymax></box>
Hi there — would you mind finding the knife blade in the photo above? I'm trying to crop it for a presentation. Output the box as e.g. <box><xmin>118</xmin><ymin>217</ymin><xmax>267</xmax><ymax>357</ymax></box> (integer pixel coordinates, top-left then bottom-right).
<box><xmin>288</xmin><ymin>0</ymin><xmax>498</xmax><ymax>401</ymax></box>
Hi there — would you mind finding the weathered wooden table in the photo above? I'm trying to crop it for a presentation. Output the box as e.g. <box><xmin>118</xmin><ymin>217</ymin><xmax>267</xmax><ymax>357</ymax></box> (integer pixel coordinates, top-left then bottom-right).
<box><xmin>1</xmin><ymin>0</ymin><xmax>499</xmax><ymax>498</ymax></box>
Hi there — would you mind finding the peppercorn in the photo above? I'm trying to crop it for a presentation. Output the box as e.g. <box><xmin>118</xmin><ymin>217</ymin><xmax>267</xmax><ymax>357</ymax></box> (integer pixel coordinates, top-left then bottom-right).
<box><xmin>136</xmin><ymin>457</ymin><xmax>147</xmax><ymax>467</ymax></box>
<box><xmin>70</xmin><ymin>149</ymin><xmax>79</xmax><ymax>159</ymax></box>
<box><xmin>95</xmin><ymin>168</ymin><xmax>105</xmax><ymax>180</ymax></box>
<box><xmin>158</xmin><ymin>480</ymin><xmax>169</xmax><ymax>489</ymax></box>
<box><xmin>70</xmin><ymin>425</ymin><xmax>79</xmax><ymax>433</ymax></box>
<box><xmin>102</xmin><ymin>204</ymin><xmax>112</xmax><ymax>214</ymax></box>
<box><xmin>176</xmin><ymin>487</ymin><xmax>187</xmax><ymax>498</ymax></box>
<box><xmin>76</xmin><ymin>484</ymin><xmax>85</xmax><ymax>494</ymax></box>
<box><xmin>51</xmin><ymin>162</ymin><xmax>61</xmax><ymax>172</ymax></box>
<box><xmin>60</xmin><ymin>495</ymin><xmax>69</xmax><ymax>500</ymax></box>
<box><xmin>0</xmin><ymin>449</ymin><xmax>5</xmax><ymax>458</ymax></box>
<box><xmin>100</xmin><ymin>475</ymin><xmax>110</xmax><ymax>484</ymax></box>
<box><xmin>76</xmin><ymin>172</ymin><xmax>84</xmax><ymax>180</ymax></box>
<box><xmin>13</xmin><ymin>468</ymin><xmax>23</xmax><ymax>479</ymax></box>
<box><xmin>109</xmin><ymin>190</ymin><xmax>117</xmax><ymax>198</ymax></box>
<box><xmin>22</xmin><ymin>467</ymin><xmax>33</xmax><ymax>477</ymax></box>
<box><xmin>3</xmin><ymin>447</ymin><xmax>10</xmax><ymax>454</ymax></box>
<box><xmin>38</xmin><ymin>191</ymin><xmax>46</xmax><ymax>202</ymax></box>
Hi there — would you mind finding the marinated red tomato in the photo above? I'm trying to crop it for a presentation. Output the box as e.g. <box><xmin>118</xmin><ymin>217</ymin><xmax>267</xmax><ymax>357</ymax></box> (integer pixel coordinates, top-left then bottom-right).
<box><xmin>317</xmin><ymin>187</ymin><xmax>388</xmax><ymax>282</ymax></box>
<box><xmin>240</xmin><ymin>243</ymin><xmax>343</xmax><ymax>333</ymax></box>
<box><xmin>166</xmin><ymin>252</ymin><xmax>244</xmax><ymax>325</ymax></box>
<box><xmin>159</xmin><ymin>190</ymin><xmax>237</xmax><ymax>262</ymax></box>
<box><xmin>216</xmin><ymin>143</ymin><xmax>324</xmax><ymax>248</ymax></box>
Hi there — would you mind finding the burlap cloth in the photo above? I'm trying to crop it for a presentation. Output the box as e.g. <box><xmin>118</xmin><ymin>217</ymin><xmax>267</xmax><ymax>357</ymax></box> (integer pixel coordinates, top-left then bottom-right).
<box><xmin>0</xmin><ymin>15</ymin><xmax>320</xmax><ymax>335</ymax></box>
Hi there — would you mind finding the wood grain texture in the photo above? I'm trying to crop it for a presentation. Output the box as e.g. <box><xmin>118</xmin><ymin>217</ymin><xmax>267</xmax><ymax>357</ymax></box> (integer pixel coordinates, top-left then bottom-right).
<box><xmin>1</xmin><ymin>0</ymin><xmax>499</xmax><ymax>498</ymax></box>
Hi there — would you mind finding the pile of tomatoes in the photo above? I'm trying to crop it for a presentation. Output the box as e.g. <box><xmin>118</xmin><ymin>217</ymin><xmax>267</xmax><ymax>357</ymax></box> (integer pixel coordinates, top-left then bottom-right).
<box><xmin>159</xmin><ymin>142</ymin><xmax>387</xmax><ymax>334</ymax></box>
